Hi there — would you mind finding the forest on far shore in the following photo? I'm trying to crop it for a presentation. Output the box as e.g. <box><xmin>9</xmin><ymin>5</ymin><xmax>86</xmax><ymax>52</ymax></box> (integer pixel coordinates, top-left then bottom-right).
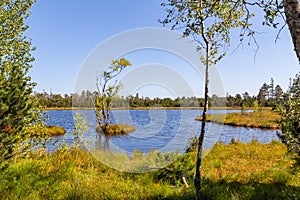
<box><xmin>34</xmin><ymin>77</ymin><xmax>291</xmax><ymax>108</ymax></box>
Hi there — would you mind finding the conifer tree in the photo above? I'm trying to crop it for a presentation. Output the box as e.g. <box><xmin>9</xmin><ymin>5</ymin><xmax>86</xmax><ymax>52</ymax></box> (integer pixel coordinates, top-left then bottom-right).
<box><xmin>0</xmin><ymin>0</ymin><xmax>43</xmax><ymax>169</ymax></box>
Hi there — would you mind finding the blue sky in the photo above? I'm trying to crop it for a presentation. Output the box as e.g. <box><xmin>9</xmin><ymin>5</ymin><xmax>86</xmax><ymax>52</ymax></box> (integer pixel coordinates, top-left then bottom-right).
<box><xmin>26</xmin><ymin>0</ymin><xmax>299</xmax><ymax>97</ymax></box>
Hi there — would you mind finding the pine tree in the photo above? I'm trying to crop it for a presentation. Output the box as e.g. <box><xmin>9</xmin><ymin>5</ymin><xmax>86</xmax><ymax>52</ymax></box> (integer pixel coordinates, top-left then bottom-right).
<box><xmin>270</xmin><ymin>78</ymin><xmax>274</xmax><ymax>99</ymax></box>
<box><xmin>275</xmin><ymin>85</ymin><xmax>283</xmax><ymax>101</ymax></box>
<box><xmin>0</xmin><ymin>0</ymin><xmax>43</xmax><ymax>169</ymax></box>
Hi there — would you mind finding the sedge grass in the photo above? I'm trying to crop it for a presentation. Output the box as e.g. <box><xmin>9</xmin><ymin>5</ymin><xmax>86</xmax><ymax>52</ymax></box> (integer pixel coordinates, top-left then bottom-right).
<box><xmin>1</xmin><ymin>141</ymin><xmax>299</xmax><ymax>199</ymax></box>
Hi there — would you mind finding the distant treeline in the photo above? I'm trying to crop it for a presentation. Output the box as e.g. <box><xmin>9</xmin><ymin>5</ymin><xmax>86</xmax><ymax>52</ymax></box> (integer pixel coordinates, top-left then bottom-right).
<box><xmin>34</xmin><ymin>77</ymin><xmax>290</xmax><ymax>108</ymax></box>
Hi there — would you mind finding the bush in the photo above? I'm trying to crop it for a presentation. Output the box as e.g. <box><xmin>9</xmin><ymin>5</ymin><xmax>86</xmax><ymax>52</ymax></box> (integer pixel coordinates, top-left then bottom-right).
<box><xmin>278</xmin><ymin>73</ymin><xmax>300</xmax><ymax>163</ymax></box>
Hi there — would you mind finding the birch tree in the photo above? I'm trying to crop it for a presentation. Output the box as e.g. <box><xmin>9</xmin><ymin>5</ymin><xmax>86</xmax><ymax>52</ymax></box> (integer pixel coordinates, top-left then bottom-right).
<box><xmin>285</xmin><ymin>0</ymin><xmax>300</xmax><ymax>63</ymax></box>
<box><xmin>161</xmin><ymin>1</ymin><xmax>255</xmax><ymax>198</ymax></box>
<box><xmin>95</xmin><ymin>58</ymin><xmax>131</xmax><ymax>133</ymax></box>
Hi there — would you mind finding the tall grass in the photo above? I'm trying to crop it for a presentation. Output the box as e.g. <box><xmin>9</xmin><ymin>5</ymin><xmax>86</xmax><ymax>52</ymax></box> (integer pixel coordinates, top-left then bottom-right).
<box><xmin>1</xmin><ymin>141</ymin><xmax>299</xmax><ymax>199</ymax></box>
<box><xmin>156</xmin><ymin>140</ymin><xmax>300</xmax><ymax>199</ymax></box>
<box><xmin>0</xmin><ymin>148</ymin><xmax>182</xmax><ymax>200</ymax></box>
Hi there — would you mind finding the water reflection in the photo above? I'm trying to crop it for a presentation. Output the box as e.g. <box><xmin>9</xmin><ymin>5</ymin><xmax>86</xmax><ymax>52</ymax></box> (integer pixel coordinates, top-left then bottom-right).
<box><xmin>95</xmin><ymin>129</ymin><xmax>110</xmax><ymax>150</ymax></box>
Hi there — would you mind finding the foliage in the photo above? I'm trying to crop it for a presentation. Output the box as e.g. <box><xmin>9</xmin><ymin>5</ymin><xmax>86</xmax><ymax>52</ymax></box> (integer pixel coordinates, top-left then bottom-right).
<box><xmin>0</xmin><ymin>0</ymin><xmax>46</xmax><ymax>169</ymax></box>
<box><xmin>95</xmin><ymin>58</ymin><xmax>131</xmax><ymax>131</ymax></box>
<box><xmin>278</xmin><ymin>73</ymin><xmax>300</xmax><ymax>162</ymax></box>
<box><xmin>71</xmin><ymin>112</ymin><xmax>89</xmax><ymax>149</ymax></box>
<box><xmin>161</xmin><ymin>0</ymin><xmax>253</xmax><ymax>64</ymax></box>
<box><xmin>252</xmin><ymin>100</ymin><xmax>260</xmax><ymax>112</ymax></box>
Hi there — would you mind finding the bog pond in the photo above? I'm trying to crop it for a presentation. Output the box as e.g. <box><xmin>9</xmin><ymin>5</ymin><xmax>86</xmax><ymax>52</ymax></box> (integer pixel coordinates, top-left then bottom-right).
<box><xmin>45</xmin><ymin>109</ymin><xmax>279</xmax><ymax>154</ymax></box>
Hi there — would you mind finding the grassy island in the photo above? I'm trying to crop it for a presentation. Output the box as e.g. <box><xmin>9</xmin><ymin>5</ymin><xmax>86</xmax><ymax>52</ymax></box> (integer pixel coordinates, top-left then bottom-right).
<box><xmin>96</xmin><ymin>124</ymin><xmax>136</xmax><ymax>135</ymax></box>
<box><xmin>30</xmin><ymin>125</ymin><xmax>66</xmax><ymax>137</ymax></box>
<box><xmin>45</xmin><ymin>125</ymin><xmax>66</xmax><ymax>136</ymax></box>
<box><xmin>195</xmin><ymin>111</ymin><xmax>281</xmax><ymax>129</ymax></box>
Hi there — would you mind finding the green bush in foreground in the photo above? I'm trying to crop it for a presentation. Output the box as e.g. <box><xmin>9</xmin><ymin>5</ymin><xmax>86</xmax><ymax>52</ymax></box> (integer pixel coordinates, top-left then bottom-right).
<box><xmin>278</xmin><ymin>73</ymin><xmax>300</xmax><ymax>163</ymax></box>
<box><xmin>0</xmin><ymin>0</ymin><xmax>46</xmax><ymax>169</ymax></box>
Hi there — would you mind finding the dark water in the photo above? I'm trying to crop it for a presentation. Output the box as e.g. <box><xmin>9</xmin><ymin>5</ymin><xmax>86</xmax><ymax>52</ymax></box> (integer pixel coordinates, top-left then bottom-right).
<box><xmin>45</xmin><ymin>109</ymin><xmax>279</xmax><ymax>153</ymax></box>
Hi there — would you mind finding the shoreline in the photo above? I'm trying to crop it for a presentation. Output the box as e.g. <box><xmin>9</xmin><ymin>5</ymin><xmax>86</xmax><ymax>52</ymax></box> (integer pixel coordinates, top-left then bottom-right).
<box><xmin>195</xmin><ymin>111</ymin><xmax>280</xmax><ymax>130</ymax></box>
<box><xmin>45</xmin><ymin>106</ymin><xmax>272</xmax><ymax>111</ymax></box>
<box><xmin>198</xmin><ymin>119</ymin><xmax>280</xmax><ymax>129</ymax></box>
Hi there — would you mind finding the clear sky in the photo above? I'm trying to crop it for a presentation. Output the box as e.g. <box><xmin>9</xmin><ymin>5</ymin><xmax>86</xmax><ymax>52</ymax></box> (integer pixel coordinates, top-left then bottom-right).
<box><xmin>26</xmin><ymin>0</ymin><xmax>299</xmax><ymax>98</ymax></box>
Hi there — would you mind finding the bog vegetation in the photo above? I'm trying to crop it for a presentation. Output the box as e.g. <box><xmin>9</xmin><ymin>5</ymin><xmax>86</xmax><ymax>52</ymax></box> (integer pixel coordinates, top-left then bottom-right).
<box><xmin>195</xmin><ymin>111</ymin><xmax>281</xmax><ymax>129</ymax></box>
<box><xmin>1</xmin><ymin>0</ymin><xmax>300</xmax><ymax>199</ymax></box>
<box><xmin>0</xmin><ymin>141</ymin><xmax>299</xmax><ymax>199</ymax></box>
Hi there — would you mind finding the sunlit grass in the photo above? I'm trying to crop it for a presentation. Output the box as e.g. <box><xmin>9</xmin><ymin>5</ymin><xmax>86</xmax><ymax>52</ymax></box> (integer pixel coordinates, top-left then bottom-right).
<box><xmin>91</xmin><ymin>149</ymin><xmax>179</xmax><ymax>173</ymax></box>
<box><xmin>1</xmin><ymin>141</ymin><xmax>299</xmax><ymax>199</ymax></box>
<box><xmin>29</xmin><ymin>125</ymin><xmax>66</xmax><ymax>137</ymax></box>
<box><xmin>202</xmin><ymin>141</ymin><xmax>295</xmax><ymax>183</ymax></box>
<box><xmin>44</xmin><ymin>125</ymin><xmax>66</xmax><ymax>136</ymax></box>
<box><xmin>96</xmin><ymin>124</ymin><xmax>136</xmax><ymax>135</ymax></box>
<box><xmin>156</xmin><ymin>141</ymin><xmax>300</xmax><ymax>199</ymax></box>
<box><xmin>196</xmin><ymin>111</ymin><xmax>281</xmax><ymax>129</ymax></box>
<box><xmin>0</xmin><ymin>148</ymin><xmax>181</xmax><ymax>200</ymax></box>
<box><xmin>199</xmin><ymin>141</ymin><xmax>300</xmax><ymax>199</ymax></box>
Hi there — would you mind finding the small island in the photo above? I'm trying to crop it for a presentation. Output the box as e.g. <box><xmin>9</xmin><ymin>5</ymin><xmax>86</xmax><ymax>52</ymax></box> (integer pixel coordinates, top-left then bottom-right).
<box><xmin>96</xmin><ymin>124</ymin><xmax>136</xmax><ymax>136</ymax></box>
<box><xmin>31</xmin><ymin>125</ymin><xmax>66</xmax><ymax>137</ymax></box>
<box><xmin>45</xmin><ymin>125</ymin><xmax>66</xmax><ymax>136</ymax></box>
<box><xmin>195</xmin><ymin>111</ymin><xmax>280</xmax><ymax>129</ymax></box>
<box><xmin>94</xmin><ymin>59</ymin><xmax>136</xmax><ymax>137</ymax></box>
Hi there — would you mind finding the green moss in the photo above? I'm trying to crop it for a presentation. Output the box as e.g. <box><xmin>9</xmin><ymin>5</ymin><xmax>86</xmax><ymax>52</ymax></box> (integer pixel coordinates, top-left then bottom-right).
<box><xmin>96</xmin><ymin>124</ymin><xmax>136</xmax><ymax>136</ymax></box>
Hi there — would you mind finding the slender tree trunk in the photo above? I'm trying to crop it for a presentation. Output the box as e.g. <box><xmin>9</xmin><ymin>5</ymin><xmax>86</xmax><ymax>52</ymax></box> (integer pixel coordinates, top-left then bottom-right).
<box><xmin>94</xmin><ymin>96</ymin><xmax>102</xmax><ymax>126</ymax></box>
<box><xmin>106</xmin><ymin>101</ymin><xmax>111</xmax><ymax>127</ymax></box>
<box><xmin>285</xmin><ymin>0</ymin><xmax>300</xmax><ymax>63</ymax></box>
<box><xmin>194</xmin><ymin>41</ymin><xmax>210</xmax><ymax>200</ymax></box>
<box><xmin>102</xmin><ymin>97</ymin><xmax>107</xmax><ymax>126</ymax></box>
